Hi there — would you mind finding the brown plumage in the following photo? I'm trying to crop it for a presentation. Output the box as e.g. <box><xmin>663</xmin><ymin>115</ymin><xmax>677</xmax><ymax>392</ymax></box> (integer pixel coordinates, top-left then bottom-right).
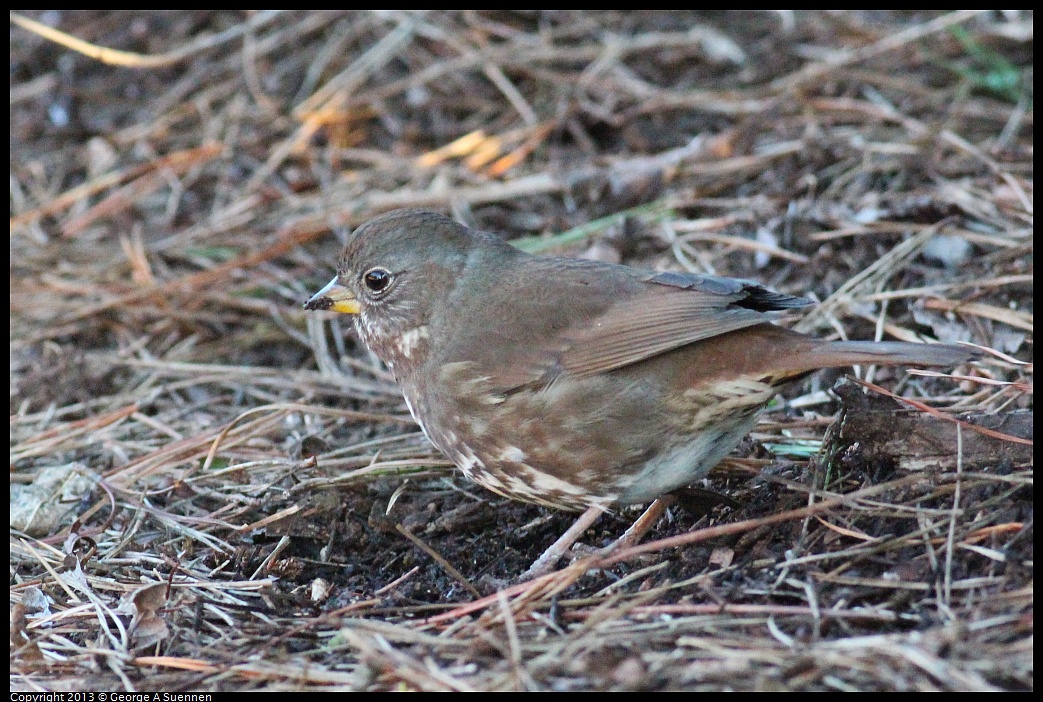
<box><xmin>306</xmin><ymin>209</ymin><xmax>973</xmax><ymax>510</ymax></box>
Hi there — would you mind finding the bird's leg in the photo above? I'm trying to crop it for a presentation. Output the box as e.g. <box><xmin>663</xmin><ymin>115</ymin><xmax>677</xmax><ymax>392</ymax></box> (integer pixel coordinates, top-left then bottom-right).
<box><xmin>604</xmin><ymin>495</ymin><xmax>675</xmax><ymax>553</ymax></box>
<box><xmin>520</xmin><ymin>503</ymin><xmax>605</xmax><ymax>580</ymax></box>
<box><xmin>520</xmin><ymin>496</ymin><xmax>677</xmax><ymax>581</ymax></box>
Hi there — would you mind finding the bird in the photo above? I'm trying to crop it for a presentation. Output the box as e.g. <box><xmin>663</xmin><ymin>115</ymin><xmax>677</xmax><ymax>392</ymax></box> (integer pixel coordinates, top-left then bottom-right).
<box><xmin>305</xmin><ymin>209</ymin><xmax>973</xmax><ymax>513</ymax></box>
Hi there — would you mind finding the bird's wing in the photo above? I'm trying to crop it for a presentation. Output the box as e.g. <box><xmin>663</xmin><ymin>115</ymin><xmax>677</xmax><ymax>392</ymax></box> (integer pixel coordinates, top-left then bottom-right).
<box><xmin>444</xmin><ymin>258</ymin><xmax>812</xmax><ymax>393</ymax></box>
<box><xmin>557</xmin><ymin>271</ymin><xmax>812</xmax><ymax>378</ymax></box>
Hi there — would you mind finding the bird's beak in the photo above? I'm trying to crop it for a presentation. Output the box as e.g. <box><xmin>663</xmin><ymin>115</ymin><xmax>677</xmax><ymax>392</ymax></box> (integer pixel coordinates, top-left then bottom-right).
<box><xmin>304</xmin><ymin>276</ymin><xmax>360</xmax><ymax>315</ymax></box>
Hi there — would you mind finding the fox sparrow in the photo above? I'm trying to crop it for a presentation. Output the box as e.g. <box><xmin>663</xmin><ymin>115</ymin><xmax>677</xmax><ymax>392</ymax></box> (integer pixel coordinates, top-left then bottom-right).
<box><xmin>305</xmin><ymin>209</ymin><xmax>972</xmax><ymax>511</ymax></box>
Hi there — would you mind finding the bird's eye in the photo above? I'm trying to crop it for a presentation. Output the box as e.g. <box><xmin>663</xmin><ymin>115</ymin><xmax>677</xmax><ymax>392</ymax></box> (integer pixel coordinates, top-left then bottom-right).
<box><xmin>363</xmin><ymin>268</ymin><xmax>392</xmax><ymax>294</ymax></box>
